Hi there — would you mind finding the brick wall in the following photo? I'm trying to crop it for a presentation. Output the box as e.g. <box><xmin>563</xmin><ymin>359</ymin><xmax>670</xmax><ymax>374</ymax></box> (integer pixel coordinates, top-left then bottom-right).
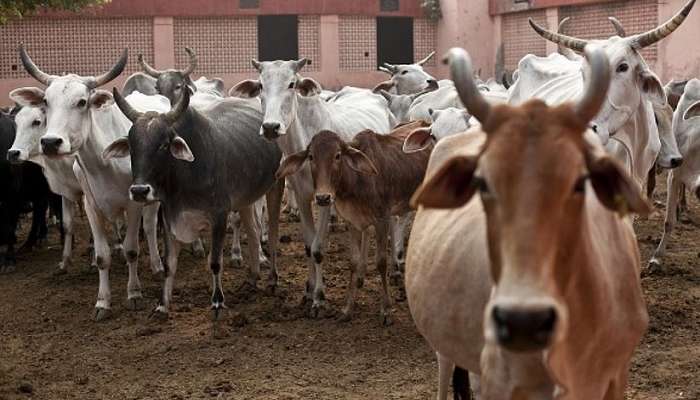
<box><xmin>502</xmin><ymin>9</ymin><xmax>548</xmax><ymax>71</ymax></box>
<box><xmin>414</xmin><ymin>18</ymin><xmax>437</xmax><ymax>67</ymax></box>
<box><xmin>0</xmin><ymin>18</ymin><xmax>153</xmax><ymax>79</ymax></box>
<box><xmin>560</xmin><ymin>0</ymin><xmax>658</xmax><ymax>63</ymax></box>
<box><xmin>173</xmin><ymin>17</ymin><xmax>258</xmax><ymax>75</ymax></box>
<box><xmin>299</xmin><ymin>16</ymin><xmax>321</xmax><ymax>71</ymax></box>
<box><xmin>339</xmin><ymin>16</ymin><xmax>377</xmax><ymax>71</ymax></box>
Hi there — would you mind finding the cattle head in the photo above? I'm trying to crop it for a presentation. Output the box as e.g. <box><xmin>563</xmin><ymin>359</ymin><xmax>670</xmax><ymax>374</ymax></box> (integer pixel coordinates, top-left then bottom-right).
<box><xmin>138</xmin><ymin>48</ymin><xmax>198</xmax><ymax>103</ymax></box>
<box><xmin>530</xmin><ymin>0</ymin><xmax>695</xmax><ymax>144</ymax></box>
<box><xmin>231</xmin><ymin>58</ymin><xmax>319</xmax><ymax>139</ymax></box>
<box><xmin>6</xmin><ymin>88</ymin><xmax>46</xmax><ymax>163</ymax></box>
<box><xmin>412</xmin><ymin>47</ymin><xmax>649</xmax><ymax>355</ymax></box>
<box><xmin>379</xmin><ymin>51</ymin><xmax>437</xmax><ymax>95</ymax></box>
<box><xmin>374</xmin><ymin>79</ymin><xmax>439</xmax><ymax>123</ymax></box>
<box><xmin>19</xmin><ymin>45</ymin><xmax>127</xmax><ymax>156</ymax></box>
<box><xmin>275</xmin><ymin>130</ymin><xmax>377</xmax><ymax>206</ymax></box>
<box><xmin>403</xmin><ymin>107</ymin><xmax>471</xmax><ymax>153</ymax></box>
<box><xmin>103</xmin><ymin>87</ymin><xmax>194</xmax><ymax>203</ymax></box>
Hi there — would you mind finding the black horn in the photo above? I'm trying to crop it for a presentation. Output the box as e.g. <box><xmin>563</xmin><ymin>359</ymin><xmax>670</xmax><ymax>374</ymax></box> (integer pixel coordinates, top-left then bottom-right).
<box><xmin>165</xmin><ymin>87</ymin><xmax>190</xmax><ymax>124</ymax></box>
<box><xmin>182</xmin><ymin>47</ymin><xmax>198</xmax><ymax>76</ymax></box>
<box><xmin>138</xmin><ymin>53</ymin><xmax>163</xmax><ymax>78</ymax></box>
<box><xmin>112</xmin><ymin>87</ymin><xmax>143</xmax><ymax>122</ymax></box>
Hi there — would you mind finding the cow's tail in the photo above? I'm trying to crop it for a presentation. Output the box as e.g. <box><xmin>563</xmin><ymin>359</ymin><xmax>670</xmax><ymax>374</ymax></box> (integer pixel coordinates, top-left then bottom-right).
<box><xmin>453</xmin><ymin>366</ymin><xmax>471</xmax><ymax>400</ymax></box>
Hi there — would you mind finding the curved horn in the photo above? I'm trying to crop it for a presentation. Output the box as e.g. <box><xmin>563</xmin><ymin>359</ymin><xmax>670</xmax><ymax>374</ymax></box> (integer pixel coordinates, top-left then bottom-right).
<box><xmin>182</xmin><ymin>47</ymin><xmax>198</xmax><ymax>76</ymax></box>
<box><xmin>138</xmin><ymin>53</ymin><xmax>163</xmax><ymax>78</ymax></box>
<box><xmin>575</xmin><ymin>45</ymin><xmax>611</xmax><ymax>125</ymax></box>
<box><xmin>558</xmin><ymin>16</ymin><xmax>571</xmax><ymax>33</ymax></box>
<box><xmin>378</xmin><ymin>66</ymin><xmax>393</xmax><ymax>75</ymax></box>
<box><xmin>89</xmin><ymin>49</ymin><xmax>128</xmax><ymax>88</ymax></box>
<box><xmin>251</xmin><ymin>59</ymin><xmax>262</xmax><ymax>72</ymax></box>
<box><xmin>630</xmin><ymin>0</ymin><xmax>696</xmax><ymax>49</ymax></box>
<box><xmin>416</xmin><ymin>51</ymin><xmax>435</xmax><ymax>66</ymax></box>
<box><xmin>445</xmin><ymin>48</ymin><xmax>490</xmax><ymax>123</ymax></box>
<box><xmin>529</xmin><ymin>18</ymin><xmax>588</xmax><ymax>53</ymax></box>
<box><xmin>112</xmin><ymin>87</ymin><xmax>143</xmax><ymax>122</ymax></box>
<box><xmin>382</xmin><ymin>63</ymin><xmax>399</xmax><ymax>75</ymax></box>
<box><xmin>165</xmin><ymin>87</ymin><xmax>190</xmax><ymax>124</ymax></box>
<box><xmin>292</xmin><ymin>58</ymin><xmax>309</xmax><ymax>73</ymax></box>
<box><xmin>608</xmin><ymin>17</ymin><xmax>627</xmax><ymax>37</ymax></box>
<box><xmin>19</xmin><ymin>44</ymin><xmax>57</xmax><ymax>85</ymax></box>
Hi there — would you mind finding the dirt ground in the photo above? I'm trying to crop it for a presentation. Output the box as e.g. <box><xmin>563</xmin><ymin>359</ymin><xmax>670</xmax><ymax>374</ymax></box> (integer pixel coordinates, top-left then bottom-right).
<box><xmin>0</xmin><ymin>174</ymin><xmax>698</xmax><ymax>400</ymax></box>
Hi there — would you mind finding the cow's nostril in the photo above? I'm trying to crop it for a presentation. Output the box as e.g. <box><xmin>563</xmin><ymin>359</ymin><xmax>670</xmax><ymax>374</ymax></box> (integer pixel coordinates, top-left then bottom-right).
<box><xmin>262</xmin><ymin>122</ymin><xmax>281</xmax><ymax>132</ymax></box>
<box><xmin>671</xmin><ymin>157</ymin><xmax>684</xmax><ymax>168</ymax></box>
<box><xmin>491</xmin><ymin>306</ymin><xmax>558</xmax><ymax>352</ymax></box>
<box><xmin>7</xmin><ymin>150</ymin><xmax>20</xmax><ymax>162</ymax></box>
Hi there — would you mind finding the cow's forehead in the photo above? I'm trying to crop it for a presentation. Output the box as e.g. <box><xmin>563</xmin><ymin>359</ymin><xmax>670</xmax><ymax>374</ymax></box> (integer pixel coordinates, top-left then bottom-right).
<box><xmin>260</xmin><ymin>61</ymin><xmax>298</xmax><ymax>81</ymax></box>
<box><xmin>684</xmin><ymin>79</ymin><xmax>700</xmax><ymax>98</ymax></box>
<box><xmin>16</xmin><ymin>106</ymin><xmax>44</xmax><ymax>123</ymax></box>
<box><xmin>598</xmin><ymin>38</ymin><xmax>643</xmax><ymax>65</ymax></box>
<box><xmin>45</xmin><ymin>76</ymin><xmax>91</xmax><ymax>101</ymax></box>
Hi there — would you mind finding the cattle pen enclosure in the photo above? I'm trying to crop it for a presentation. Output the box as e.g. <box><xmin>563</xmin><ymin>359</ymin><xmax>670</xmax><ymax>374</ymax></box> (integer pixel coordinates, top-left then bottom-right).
<box><xmin>0</xmin><ymin>170</ymin><xmax>698</xmax><ymax>400</ymax></box>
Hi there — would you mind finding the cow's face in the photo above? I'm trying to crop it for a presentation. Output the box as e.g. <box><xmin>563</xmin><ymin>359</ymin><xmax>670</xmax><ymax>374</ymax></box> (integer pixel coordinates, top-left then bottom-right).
<box><xmin>413</xmin><ymin>47</ymin><xmax>650</xmax><ymax>356</ymax></box>
<box><xmin>429</xmin><ymin>107</ymin><xmax>471</xmax><ymax>140</ymax></box>
<box><xmin>156</xmin><ymin>71</ymin><xmax>195</xmax><ymax>103</ymax></box>
<box><xmin>8</xmin><ymin>105</ymin><xmax>46</xmax><ymax>162</ymax></box>
<box><xmin>587</xmin><ymin>38</ymin><xmax>666</xmax><ymax>144</ymax></box>
<box><xmin>104</xmin><ymin>88</ymin><xmax>194</xmax><ymax>203</ymax></box>
<box><xmin>389</xmin><ymin>65</ymin><xmax>436</xmax><ymax>95</ymax></box>
<box><xmin>40</xmin><ymin>76</ymin><xmax>114</xmax><ymax>156</ymax></box>
<box><xmin>275</xmin><ymin>130</ymin><xmax>377</xmax><ymax>206</ymax></box>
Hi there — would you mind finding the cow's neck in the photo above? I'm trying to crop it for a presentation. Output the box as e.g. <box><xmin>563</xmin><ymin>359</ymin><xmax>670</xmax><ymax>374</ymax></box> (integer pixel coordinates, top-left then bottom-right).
<box><xmin>280</xmin><ymin>95</ymin><xmax>333</xmax><ymax>155</ymax></box>
<box><xmin>609</xmin><ymin>100</ymin><xmax>658</xmax><ymax>187</ymax></box>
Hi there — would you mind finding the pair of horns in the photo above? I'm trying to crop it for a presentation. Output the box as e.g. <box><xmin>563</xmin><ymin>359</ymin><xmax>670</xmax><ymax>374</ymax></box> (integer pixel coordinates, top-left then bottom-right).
<box><xmin>531</xmin><ymin>0</ymin><xmax>695</xmax><ymax>52</ymax></box>
<box><xmin>113</xmin><ymin>86</ymin><xmax>190</xmax><ymax>124</ymax></box>
<box><xmin>139</xmin><ymin>47</ymin><xmax>197</xmax><ymax>78</ymax></box>
<box><xmin>447</xmin><ymin>44</ymin><xmax>610</xmax><ymax>126</ymax></box>
<box><xmin>20</xmin><ymin>44</ymin><xmax>128</xmax><ymax>89</ymax></box>
<box><xmin>380</xmin><ymin>51</ymin><xmax>436</xmax><ymax>74</ymax></box>
<box><xmin>558</xmin><ymin>16</ymin><xmax>626</xmax><ymax>37</ymax></box>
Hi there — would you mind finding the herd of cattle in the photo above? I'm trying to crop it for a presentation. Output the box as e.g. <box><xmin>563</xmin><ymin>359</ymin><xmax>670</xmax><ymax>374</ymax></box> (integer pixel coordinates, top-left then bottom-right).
<box><xmin>0</xmin><ymin>0</ymin><xmax>699</xmax><ymax>398</ymax></box>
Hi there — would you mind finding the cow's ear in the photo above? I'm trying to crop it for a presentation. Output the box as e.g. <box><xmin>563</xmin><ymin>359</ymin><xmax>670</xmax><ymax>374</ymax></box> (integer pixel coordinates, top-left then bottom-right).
<box><xmin>585</xmin><ymin>150</ymin><xmax>650</xmax><ymax>216</ymax></box>
<box><xmin>90</xmin><ymin>90</ymin><xmax>114</xmax><ymax>109</ymax></box>
<box><xmin>275</xmin><ymin>150</ymin><xmax>308</xmax><ymax>179</ymax></box>
<box><xmin>403</xmin><ymin>127</ymin><xmax>435</xmax><ymax>153</ymax></box>
<box><xmin>229</xmin><ymin>79</ymin><xmax>261</xmax><ymax>98</ymax></box>
<box><xmin>343</xmin><ymin>146</ymin><xmax>378</xmax><ymax>176</ymax></box>
<box><xmin>372</xmin><ymin>80</ymin><xmax>395</xmax><ymax>93</ymax></box>
<box><xmin>9</xmin><ymin>87</ymin><xmax>45</xmax><ymax>106</ymax></box>
<box><xmin>102</xmin><ymin>137</ymin><xmax>130</xmax><ymax>160</ymax></box>
<box><xmin>170</xmin><ymin>136</ymin><xmax>195</xmax><ymax>162</ymax></box>
<box><xmin>296</xmin><ymin>78</ymin><xmax>322</xmax><ymax>97</ymax></box>
<box><xmin>683</xmin><ymin>101</ymin><xmax>700</xmax><ymax>120</ymax></box>
<box><xmin>411</xmin><ymin>155</ymin><xmax>479</xmax><ymax>209</ymax></box>
<box><xmin>638</xmin><ymin>70</ymin><xmax>666</xmax><ymax>106</ymax></box>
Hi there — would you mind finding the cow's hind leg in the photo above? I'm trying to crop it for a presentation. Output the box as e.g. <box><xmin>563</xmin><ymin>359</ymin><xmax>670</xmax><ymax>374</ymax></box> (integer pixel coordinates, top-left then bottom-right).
<box><xmin>210</xmin><ymin>214</ymin><xmax>230</xmax><ymax>320</ymax></box>
<box><xmin>264</xmin><ymin>180</ymin><xmax>283</xmax><ymax>293</ymax></box>
<box><xmin>437</xmin><ymin>352</ymin><xmax>455</xmax><ymax>400</ymax></box>
<box><xmin>229</xmin><ymin>211</ymin><xmax>243</xmax><ymax>268</ymax></box>
<box><xmin>123</xmin><ymin>205</ymin><xmax>144</xmax><ymax>311</ymax></box>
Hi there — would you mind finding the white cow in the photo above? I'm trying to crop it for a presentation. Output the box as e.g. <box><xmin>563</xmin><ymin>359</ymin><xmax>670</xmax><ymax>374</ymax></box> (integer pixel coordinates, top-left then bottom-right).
<box><xmin>19</xmin><ymin>47</ymin><xmax>169</xmax><ymax>321</ymax></box>
<box><xmin>650</xmin><ymin>78</ymin><xmax>700</xmax><ymax>270</ymax></box>
<box><xmin>231</xmin><ymin>58</ymin><xmax>395</xmax><ymax>317</ymax></box>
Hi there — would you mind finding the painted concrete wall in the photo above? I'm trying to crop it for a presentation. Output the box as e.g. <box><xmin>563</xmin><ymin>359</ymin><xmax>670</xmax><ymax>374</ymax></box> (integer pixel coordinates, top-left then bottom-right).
<box><xmin>656</xmin><ymin>0</ymin><xmax>700</xmax><ymax>82</ymax></box>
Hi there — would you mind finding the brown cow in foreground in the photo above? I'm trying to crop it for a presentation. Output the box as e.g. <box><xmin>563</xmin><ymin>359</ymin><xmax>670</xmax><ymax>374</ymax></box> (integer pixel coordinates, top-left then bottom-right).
<box><xmin>406</xmin><ymin>46</ymin><xmax>649</xmax><ymax>399</ymax></box>
<box><xmin>276</xmin><ymin>121</ymin><xmax>432</xmax><ymax>325</ymax></box>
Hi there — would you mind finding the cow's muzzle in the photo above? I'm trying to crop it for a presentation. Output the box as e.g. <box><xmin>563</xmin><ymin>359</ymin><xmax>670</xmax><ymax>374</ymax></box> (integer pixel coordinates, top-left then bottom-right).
<box><xmin>315</xmin><ymin>193</ymin><xmax>333</xmax><ymax>207</ymax></box>
<box><xmin>491</xmin><ymin>305</ymin><xmax>557</xmax><ymax>352</ymax></box>
<box><xmin>261</xmin><ymin>122</ymin><xmax>282</xmax><ymax>140</ymax></box>
<box><xmin>7</xmin><ymin>149</ymin><xmax>22</xmax><ymax>164</ymax></box>
<box><xmin>40</xmin><ymin>137</ymin><xmax>63</xmax><ymax>156</ymax></box>
<box><xmin>130</xmin><ymin>184</ymin><xmax>153</xmax><ymax>203</ymax></box>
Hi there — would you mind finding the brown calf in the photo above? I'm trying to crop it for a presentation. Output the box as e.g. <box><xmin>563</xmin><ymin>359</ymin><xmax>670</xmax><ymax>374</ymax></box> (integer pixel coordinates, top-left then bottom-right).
<box><xmin>276</xmin><ymin>121</ymin><xmax>431</xmax><ymax>325</ymax></box>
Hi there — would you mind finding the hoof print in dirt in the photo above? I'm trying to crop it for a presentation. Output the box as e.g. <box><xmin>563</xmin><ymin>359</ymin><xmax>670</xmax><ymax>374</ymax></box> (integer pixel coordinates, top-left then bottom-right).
<box><xmin>93</xmin><ymin>307</ymin><xmax>112</xmax><ymax>322</ymax></box>
<box><xmin>17</xmin><ymin>382</ymin><xmax>33</xmax><ymax>394</ymax></box>
<box><xmin>136</xmin><ymin>326</ymin><xmax>163</xmax><ymax>337</ymax></box>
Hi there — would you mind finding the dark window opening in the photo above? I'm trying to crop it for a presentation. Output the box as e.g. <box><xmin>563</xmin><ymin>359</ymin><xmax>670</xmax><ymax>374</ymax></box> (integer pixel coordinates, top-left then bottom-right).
<box><xmin>240</xmin><ymin>0</ymin><xmax>259</xmax><ymax>9</ymax></box>
<box><xmin>258</xmin><ymin>15</ymin><xmax>299</xmax><ymax>61</ymax></box>
<box><xmin>377</xmin><ymin>17</ymin><xmax>414</xmax><ymax>67</ymax></box>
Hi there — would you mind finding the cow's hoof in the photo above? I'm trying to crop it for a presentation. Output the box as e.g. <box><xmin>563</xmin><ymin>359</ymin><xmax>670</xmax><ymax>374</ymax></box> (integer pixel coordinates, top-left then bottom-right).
<box><xmin>309</xmin><ymin>302</ymin><xmax>333</xmax><ymax>319</ymax></box>
<box><xmin>337</xmin><ymin>311</ymin><xmax>353</xmax><ymax>323</ymax></box>
<box><xmin>231</xmin><ymin>256</ymin><xmax>242</xmax><ymax>269</ymax></box>
<box><xmin>389</xmin><ymin>272</ymin><xmax>403</xmax><ymax>287</ymax></box>
<box><xmin>264</xmin><ymin>283</ymin><xmax>277</xmax><ymax>296</ymax></box>
<box><xmin>53</xmin><ymin>268</ymin><xmax>68</xmax><ymax>277</ymax></box>
<box><xmin>394</xmin><ymin>287</ymin><xmax>407</xmax><ymax>302</ymax></box>
<box><xmin>381</xmin><ymin>313</ymin><xmax>393</xmax><ymax>327</ymax></box>
<box><xmin>356</xmin><ymin>277</ymin><xmax>365</xmax><ymax>289</ymax></box>
<box><xmin>647</xmin><ymin>259</ymin><xmax>662</xmax><ymax>275</ymax></box>
<box><xmin>94</xmin><ymin>307</ymin><xmax>112</xmax><ymax>322</ymax></box>
<box><xmin>149</xmin><ymin>307</ymin><xmax>169</xmax><ymax>321</ymax></box>
<box><xmin>126</xmin><ymin>297</ymin><xmax>145</xmax><ymax>311</ymax></box>
<box><xmin>211</xmin><ymin>305</ymin><xmax>226</xmax><ymax>321</ymax></box>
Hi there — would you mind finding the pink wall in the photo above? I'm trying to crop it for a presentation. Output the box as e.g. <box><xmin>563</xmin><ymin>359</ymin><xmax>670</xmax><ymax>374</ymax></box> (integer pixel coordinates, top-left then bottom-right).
<box><xmin>656</xmin><ymin>0</ymin><xmax>700</xmax><ymax>82</ymax></box>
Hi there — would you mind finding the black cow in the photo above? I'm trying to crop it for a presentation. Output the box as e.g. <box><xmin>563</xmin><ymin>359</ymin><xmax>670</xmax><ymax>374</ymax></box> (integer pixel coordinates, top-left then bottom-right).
<box><xmin>103</xmin><ymin>88</ymin><xmax>283</xmax><ymax>320</ymax></box>
<box><xmin>0</xmin><ymin>108</ymin><xmax>60</xmax><ymax>272</ymax></box>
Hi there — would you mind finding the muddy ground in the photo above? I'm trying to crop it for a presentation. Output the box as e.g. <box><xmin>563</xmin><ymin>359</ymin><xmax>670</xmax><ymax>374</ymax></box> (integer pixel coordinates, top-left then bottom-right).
<box><xmin>0</xmin><ymin>174</ymin><xmax>698</xmax><ymax>400</ymax></box>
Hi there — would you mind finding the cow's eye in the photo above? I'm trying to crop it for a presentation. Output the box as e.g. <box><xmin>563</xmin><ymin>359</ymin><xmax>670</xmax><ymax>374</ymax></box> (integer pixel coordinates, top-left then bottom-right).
<box><xmin>32</xmin><ymin>120</ymin><xmax>41</xmax><ymax>127</ymax></box>
<box><xmin>159</xmin><ymin>142</ymin><xmax>169</xmax><ymax>151</ymax></box>
<box><xmin>308</xmin><ymin>154</ymin><xmax>313</xmax><ymax>161</ymax></box>
<box><xmin>474</xmin><ymin>176</ymin><xmax>490</xmax><ymax>195</ymax></box>
<box><xmin>288</xmin><ymin>81</ymin><xmax>296</xmax><ymax>89</ymax></box>
<box><xmin>401</xmin><ymin>70</ymin><xmax>409</xmax><ymax>75</ymax></box>
<box><xmin>616</xmin><ymin>63</ymin><xmax>629</xmax><ymax>73</ymax></box>
<box><xmin>76</xmin><ymin>99</ymin><xmax>87</xmax><ymax>108</ymax></box>
<box><xmin>574</xmin><ymin>176</ymin><xmax>587</xmax><ymax>194</ymax></box>
<box><xmin>175</xmin><ymin>84</ymin><xmax>182</xmax><ymax>89</ymax></box>
<box><xmin>334</xmin><ymin>152</ymin><xmax>341</xmax><ymax>161</ymax></box>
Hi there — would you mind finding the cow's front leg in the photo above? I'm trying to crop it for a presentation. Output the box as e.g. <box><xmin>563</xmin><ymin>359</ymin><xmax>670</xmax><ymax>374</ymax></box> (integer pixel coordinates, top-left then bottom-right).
<box><xmin>56</xmin><ymin>197</ymin><xmax>76</xmax><ymax>274</ymax></box>
<box><xmin>152</xmin><ymin>229</ymin><xmax>181</xmax><ymax>319</ymax></box>
<box><xmin>142</xmin><ymin>203</ymin><xmax>164</xmax><ymax>275</ymax></box>
<box><xmin>339</xmin><ymin>225</ymin><xmax>365</xmax><ymax>321</ymax></box>
<box><xmin>83</xmin><ymin>197</ymin><xmax>112</xmax><ymax>321</ymax></box>
<box><xmin>309</xmin><ymin>204</ymin><xmax>332</xmax><ymax>317</ymax></box>
<box><xmin>124</xmin><ymin>205</ymin><xmax>144</xmax><ymax>311</ymax></box>
<box><xmin>374</xmin><ymin>218</ymin><xmax>393</xmax><ymax>326</ymax></box>
<box><xmin>264</xmin><ymin>179</ymin><xmax>284</xmax><ymax>292</ymax></box>
<box><xmin>210</xmin><ymin>214</ymin><xmax>228</xmax><ymax>321</ymax></box>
